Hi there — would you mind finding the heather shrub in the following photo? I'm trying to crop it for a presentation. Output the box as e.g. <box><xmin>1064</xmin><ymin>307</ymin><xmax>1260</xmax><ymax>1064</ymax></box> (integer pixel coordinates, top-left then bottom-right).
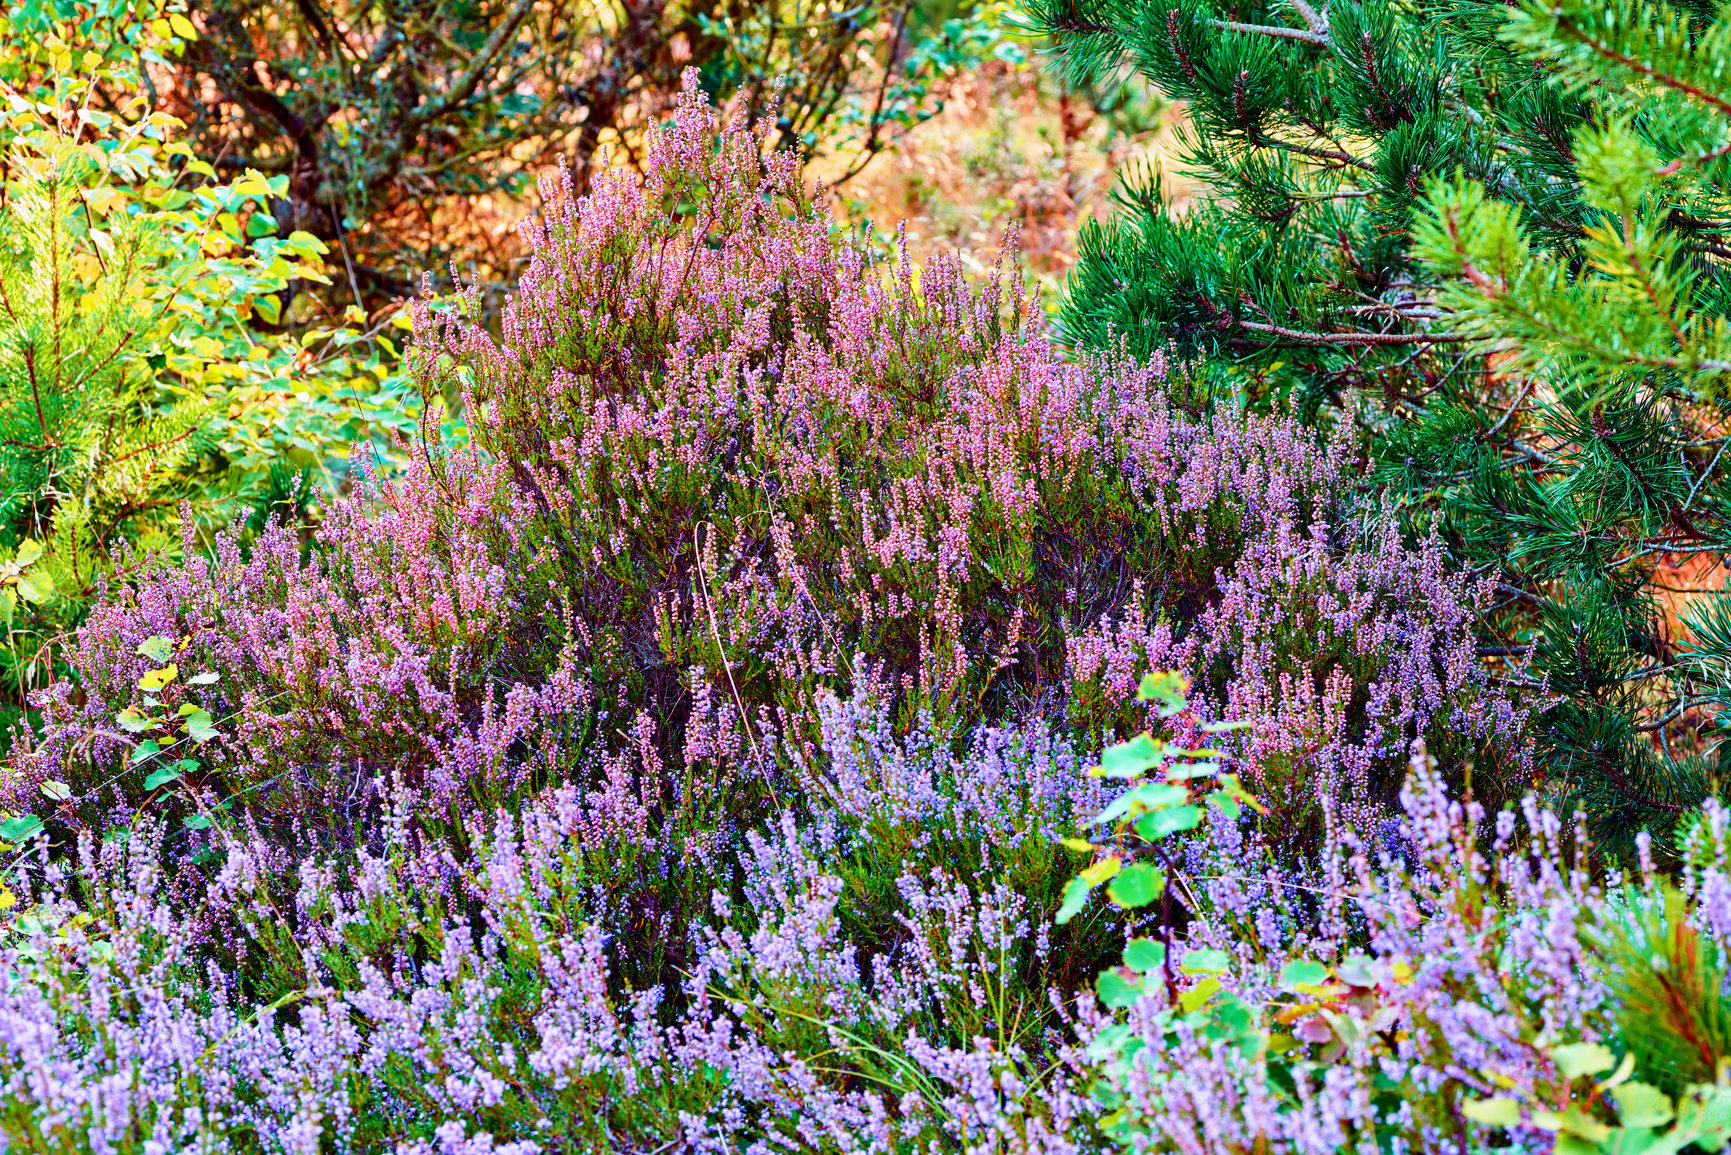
<box><xmin>14</xmin><ymin>75</ymin><xmax>1522</xmax><ymax>838</ymax></box>
<box><xmin>0</xmin><ymin>73</ymin><xmax>1548</xmax><ymax>1154</ymax></box>
<box><xmin>1057</xmin><ymin>723</ymin><xmax>1731</xmax><ymax>1155</ymax></box>
<box><xmin>3</xmin><ymin>720</ymin><xmax>1725</xmax><ymax>1153</ymax></box>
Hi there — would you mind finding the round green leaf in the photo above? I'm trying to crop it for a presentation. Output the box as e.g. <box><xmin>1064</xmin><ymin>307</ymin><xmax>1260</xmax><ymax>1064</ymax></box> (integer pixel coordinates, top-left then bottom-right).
<box><xmin>1123</xmin><ymin>938</ymin><xmax>1167</xmax><ymax>973</ymax></box>
<box><xmin>1180</xmin><ymin>948</ymin><xmax>1232</xmax><ymax>975</ymax></box>
<box><xmin>1278</xmin><ymin>960</ymin><xmax>1330</xmax><ymax>990</ymax></box>
<box><xmin>1095</xmin><ymin>967</ymin><xmax>1146</xmax><ymax>1009</ymax></box>
<box><xmin>1135</xmin><ymin>805</ymin><xmax>1202</xmax><ymax>841</ymax></box>
<box><xmin>1107</xmin><ymin>863</ymin><xmax>1166</xmax><ymax>908</ymax></box>
<box><xmin>143</xmin><ymin>766</ymin><xmax>182</xmax><ymax>791</ymax></box>
<box><xmin>0</xmin><ymin>814</ymin><xmax>43</xmax><ymax>841</ymax></box>
<box><xmin>1099</xmin><ymin>734</ymin><xmax>1161</xmax><ymax>779</ymax></box>
<box><xmin>1055</xmin><ymin>876</ymin><xmax>1093</xmax><ymax>925</ymax></box>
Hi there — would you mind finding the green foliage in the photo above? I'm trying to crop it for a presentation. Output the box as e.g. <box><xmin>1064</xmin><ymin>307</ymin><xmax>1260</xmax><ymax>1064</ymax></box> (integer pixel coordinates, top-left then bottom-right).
<box><xmin>1026</xmin><ymin>0</ymin><xmax>1731</xmax><ymax>856</ymax></box>
<box><xmin>1056</xmin><ymin>672</ymin><xmax>1254</xmax><ymax>992</ymax></box>
<box><xmin>1592</xmin><ymin>883</ymin><xmax>1731</xmax><ymax>1099</ymax></box>
<box><xmin>0</xmin><ymin>22</ymin><xmax>417</xmax><ymax>727</ymax></box>
<box><xmin>1069</xmin><ymin>739</ymin><xmax>1731</xmax><ymax>1155</ymax></box>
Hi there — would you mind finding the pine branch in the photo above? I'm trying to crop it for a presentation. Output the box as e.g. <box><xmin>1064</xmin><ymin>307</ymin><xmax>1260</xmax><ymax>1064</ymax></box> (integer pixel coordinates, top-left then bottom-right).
<box><xmin>1236</xmin><ymin>321</ymin><xmax>1473</xmax><ymax>346</ymax></box>
<box><xmin>1208</xmin><ymin>17</ymin><xmax>1327</xmax><ymax>47</ymax></box>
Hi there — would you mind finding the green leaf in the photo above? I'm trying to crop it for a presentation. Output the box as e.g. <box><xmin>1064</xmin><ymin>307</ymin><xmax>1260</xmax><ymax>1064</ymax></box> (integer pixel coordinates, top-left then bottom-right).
<box><xmin>1135</xmin><ymin>805</ymin><xmax>1202</xmax><ymax>841</ymax></box>
<box><xmin>1279</xmin><ymin>960</ymin><xmax>1331</xmax><ymax>990</ymax></box>
<box><xmin>143</xmin><ymin>766</ymin><xmax>182</xmax><ymax>791</ymax></box>
<box><xmin>1055</xmin><ymin>877</ymin><xmax>1093</xmax><ymax>925</ymax></box>
<box><xmin>1462</xmin><ymin>1098</ymin><xmax>1523</xmax><ymax>1128</ymax></box>
<box><xmin>1136</xmin><ymin>670</ymin><xmax>1188</xmax><ymax>716</ymax></box>
<box><xmin>130</xmin><ymin>739</ymin><xmax>161</xmax><ymax>764</ymax></box>
<box><xmin>1615</xmin><ymin>1082</ymin><xmax>1674</xmax><ymax>1129</ymax></box>
<box><xmin>38</xmin><ymin>780</ymin><xmax>69</xmax><ymax>802</ymax></box>
<box><xmin>1123</xmin><ymin>938</ymin><xmax>1167</xmax><ymax>973</ymax></box>
<box><xmin>0</xmin><ymin>814</ymin><xmax>42</xmax><ymax>841</ymax></box>
<box><xmin>1165</xmin><ymin>760</ymin><xmax>1221</xmax><ymax>780</ymax></box>
<box><xmin>1095</xmin><ymin>967</ymin><xmax>1146</xmax><ymax>1009</ymax></box>
<box><xmin>1207</xmin><ymin>789</ymin><xmax>1242</xmax><ymax>819</ymax></box>
<box><xmin>1180</xmin><ymin>948</ymin><xmax>1232</xmax><ymax>975</ymax></box>
<box><xmin>14</xmin><ymin>539</ymin><xmax>43</xmax><ymax>566</ymax></box>
<box><xmin>1552</xmin><ymin>1042</ymin><xmax>1618</xmax><ymax>1079</ymax></box>
<box><xmin>183</xmin><ymin>814</ymin><xmax>213</xmax><ymax>830</ymax></box>
<box><xmin>1098</xmin><ymin>734</ymin><xmax>1161</xmax><ymax>779</ymax></box>
<box><xmin>1107</xmin><ymin>863</ymin><xmax>1165</xmax><ymax>908</ymax></box>
<box><xmin>136</xmin><ymin>636</ymin><xmax>175</xmax><ymax>663</ymax></box>
<box><xmin>1097</xmin><ymin>781</ymin><xmax>1187</xmax><ymax>824</ymax></box>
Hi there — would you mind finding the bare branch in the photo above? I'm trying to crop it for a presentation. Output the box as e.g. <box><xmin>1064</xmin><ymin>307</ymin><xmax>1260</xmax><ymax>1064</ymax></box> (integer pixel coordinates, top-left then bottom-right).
<box><xmin>405</xmin><ymin>0</ymin><xmax>537</xmax><ymax>127</ymax></box>
<box><xmin>1208</xmin><ymin>17</ymin><xmax>1328</xmax><ymax>48</ymax></box>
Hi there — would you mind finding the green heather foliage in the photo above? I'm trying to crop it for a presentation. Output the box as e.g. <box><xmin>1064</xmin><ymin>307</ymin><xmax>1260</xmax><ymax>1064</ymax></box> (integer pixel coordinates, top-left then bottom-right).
<box><xmin>1026</xmin><ymin>0</ymin><xmax>1731</xmax><ymax>856</ymax></box>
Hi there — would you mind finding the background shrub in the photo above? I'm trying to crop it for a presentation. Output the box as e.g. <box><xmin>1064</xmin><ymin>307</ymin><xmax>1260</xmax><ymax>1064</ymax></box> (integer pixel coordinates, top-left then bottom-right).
<box><xmin>0</xmin><ymin>30</ymin><xmax>413</xmax><ymax>729</ymax></box>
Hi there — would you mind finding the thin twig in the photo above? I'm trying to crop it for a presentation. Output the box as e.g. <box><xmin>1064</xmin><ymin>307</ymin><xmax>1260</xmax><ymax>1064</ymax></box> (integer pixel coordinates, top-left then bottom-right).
<box><xmin>694</xmin><ymin>523</ymin><xmax>779</xmax><ymax>812</ymax></box>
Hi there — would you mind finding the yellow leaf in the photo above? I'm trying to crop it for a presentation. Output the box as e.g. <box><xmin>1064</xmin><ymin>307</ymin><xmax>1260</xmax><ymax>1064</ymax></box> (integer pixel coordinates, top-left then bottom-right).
<box><xmin>0</xmin><ymin>887</ymin><xmax>14</xmax><ymax>911</ymax></box>
<box><xmin>1178</xmin><ymin>976</ymin><xmax>1221</xmax><ymax>1012</ymax></box>
<box><xmin>139</xmin><ymin>665</ymin><xmax>178</xmax><ymax>691</ymax></box>
<box><xmin>1462</xmin><ymin>1098</ymin><xmax>1522</xmax><ymax>1128</ymax></box>
<box><xmin>168</xmin><ymin>13</ymin><xmax>199</xmax><ymax>40</ymax></box>
<box><xmin>1079</xmin><ymin>856</ymin><xmax>1121</xmax><ymax>885</ymax></box>
<box><xmin>231</xmin><ymin>171</ymin><xmax>274</xmax><ymax>199</ymax></box>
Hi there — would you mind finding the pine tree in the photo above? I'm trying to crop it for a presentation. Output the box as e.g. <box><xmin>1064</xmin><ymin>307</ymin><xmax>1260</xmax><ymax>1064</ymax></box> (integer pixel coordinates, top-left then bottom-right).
<box><xmin>1023</xmin><ymin>0</ymin><xmax>1731</xmax><ymax>855</ymax></box>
